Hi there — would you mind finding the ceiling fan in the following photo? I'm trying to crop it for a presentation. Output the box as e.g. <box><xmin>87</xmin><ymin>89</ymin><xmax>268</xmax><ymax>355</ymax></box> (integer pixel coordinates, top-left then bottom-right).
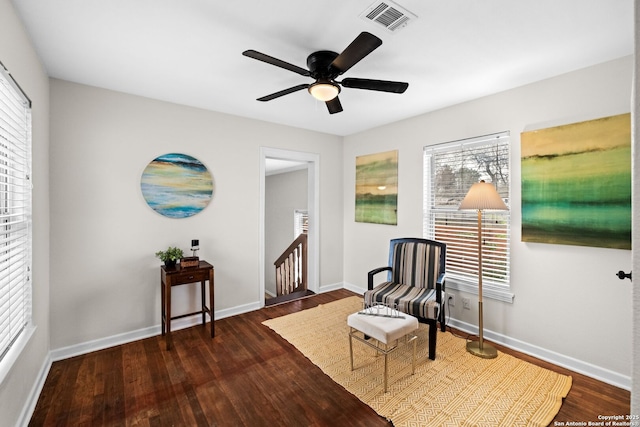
<box><xmin>242</xmin><ymin>32</ymin><xmax>409</xmax><ymax>114</ymax></box>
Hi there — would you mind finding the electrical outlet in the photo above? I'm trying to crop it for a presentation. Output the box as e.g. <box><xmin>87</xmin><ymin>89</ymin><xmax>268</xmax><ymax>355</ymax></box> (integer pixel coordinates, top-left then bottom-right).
<box><xmin>462</xmin><ymin>298</ymin><xmax>471</xmax><ymax>310</ymax></box>
<box><xmin>447</xmin><ymin>294</ymin><xmax>455</xmax><ymax>307</ymax></box>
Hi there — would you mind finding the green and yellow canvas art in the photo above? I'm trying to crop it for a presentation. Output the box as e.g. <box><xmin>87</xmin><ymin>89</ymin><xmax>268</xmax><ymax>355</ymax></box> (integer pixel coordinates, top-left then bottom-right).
<box><xmin>355</xmin><ymin>150</ymin><xmax>398</xmax><ymax>225</ymax></box>
<box><xmin>521</xmin><ymin>113</ymin><xmax>631</xmax><ymax>249</ymax></box>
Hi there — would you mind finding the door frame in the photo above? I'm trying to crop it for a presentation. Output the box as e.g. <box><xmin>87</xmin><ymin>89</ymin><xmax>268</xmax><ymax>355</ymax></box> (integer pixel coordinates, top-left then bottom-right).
<box><xmin>259</xmin><ymin>147</ymin><xmax>320</xmax><ymax>307</ymax></box>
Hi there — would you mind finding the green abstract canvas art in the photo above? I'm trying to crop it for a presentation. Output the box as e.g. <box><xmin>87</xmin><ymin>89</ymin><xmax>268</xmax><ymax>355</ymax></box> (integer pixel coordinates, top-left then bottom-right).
<box><xmin>521</xmin><ymin>113</ymin><xmax>631</xmax><ymax>249</ymax></box>
<box><xmin>355</xmin><ymin>150</ymin><xmax>398</xmax><ymax>225</ymax></box>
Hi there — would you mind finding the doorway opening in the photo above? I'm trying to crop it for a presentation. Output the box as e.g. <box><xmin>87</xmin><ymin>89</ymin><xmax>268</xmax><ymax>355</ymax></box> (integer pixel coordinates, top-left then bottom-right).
<box><xmin>259</xmin><ymin>148</ymin><xmax>319</xmax><ymax>307</ymax></box>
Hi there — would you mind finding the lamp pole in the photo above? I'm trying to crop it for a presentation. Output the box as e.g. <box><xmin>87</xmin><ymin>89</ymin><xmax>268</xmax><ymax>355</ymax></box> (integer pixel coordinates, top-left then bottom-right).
<box><xmin>465</xmin><ymin>207</ymin><xmax>497</xmax><ymax>358</ymax></box>
<box><xmin>477</xmin><ymin>209</ymin><xmax>485</xmax><ymax>349</ymax></box>
<box><xmin>459</xmin><ymin>181</ymin><xmax>504</xmax><ymax>359</ymax></box>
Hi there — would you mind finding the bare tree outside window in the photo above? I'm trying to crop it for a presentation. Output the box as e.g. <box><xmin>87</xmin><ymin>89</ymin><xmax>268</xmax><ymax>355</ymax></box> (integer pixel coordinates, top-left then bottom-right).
<box><xmin>424</xmin><ymin>133</ymin><xmax>511</xmax><ymax>289</ymax></box>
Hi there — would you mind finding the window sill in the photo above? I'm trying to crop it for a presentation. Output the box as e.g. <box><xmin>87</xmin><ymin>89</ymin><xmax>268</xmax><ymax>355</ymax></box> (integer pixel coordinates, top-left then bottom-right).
<box><xmin>445</xmin><ymin>277</ymin><xmax>514</xmax><ymax>303</ymax></box>
<box><xmin>0</xmin><ymin>323</ymin><xmax>36</xmax><ymax>385</ymax></box>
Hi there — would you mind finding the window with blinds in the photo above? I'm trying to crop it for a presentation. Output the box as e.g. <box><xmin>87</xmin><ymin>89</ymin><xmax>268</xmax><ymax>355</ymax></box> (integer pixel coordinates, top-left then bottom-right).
<box><xmin>0</xmin><ymin>63</ymin><xmax>32</xmax><ymax>365</ymax></box>
<box><xmin>423</xmin><ymin>132</ymin><xmax>510</xmax><ymax>290</ymax></box>
<box><xmin>294</xmin><ymin>209</ymin><xmax>308</xmax><ymax>237</ymax></box>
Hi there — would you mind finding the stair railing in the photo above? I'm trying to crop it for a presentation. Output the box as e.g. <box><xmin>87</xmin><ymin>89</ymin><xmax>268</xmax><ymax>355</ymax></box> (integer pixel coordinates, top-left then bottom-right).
<box><xmin>274</xmin><ymin>233</ymin><xmax>307</xmax><ymax>296</ymax></box>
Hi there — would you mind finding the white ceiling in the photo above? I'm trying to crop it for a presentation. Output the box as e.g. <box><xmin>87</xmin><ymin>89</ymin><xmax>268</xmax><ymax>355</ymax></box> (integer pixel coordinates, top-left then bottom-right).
<box><xmin>11</xmin><ymin>0</ymin><xmax>633</xmax><ymax>136</ymax></box>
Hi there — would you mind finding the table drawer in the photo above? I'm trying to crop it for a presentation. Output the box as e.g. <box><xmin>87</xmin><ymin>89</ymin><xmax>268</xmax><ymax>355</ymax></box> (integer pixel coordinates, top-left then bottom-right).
<box><xmin>170</xmin><ymin>269</ymin><xmax>209</xmax><ymax>285</ymax></box>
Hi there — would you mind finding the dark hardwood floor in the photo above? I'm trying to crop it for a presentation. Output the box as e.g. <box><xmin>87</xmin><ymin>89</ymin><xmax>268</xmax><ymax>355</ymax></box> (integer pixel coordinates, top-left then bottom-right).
<box><xmin>30</xmin><ymin>289</ymin><xmax>629</xmax><ymax>426</ymax></box>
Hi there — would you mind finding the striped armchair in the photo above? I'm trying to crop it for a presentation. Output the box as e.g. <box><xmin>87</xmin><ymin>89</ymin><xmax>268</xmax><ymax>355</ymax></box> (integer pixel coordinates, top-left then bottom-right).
<box><xmin>364</xmin><ymin>238</ymin><xmax>446</xmax><ymax>360</ymax></box>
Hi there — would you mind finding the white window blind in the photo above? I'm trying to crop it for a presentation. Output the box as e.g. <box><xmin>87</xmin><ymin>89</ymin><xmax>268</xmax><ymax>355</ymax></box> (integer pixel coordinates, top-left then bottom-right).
<box><xmin>0</xmin><ymin>63</ymin><xmax>32</xmax><ymax>365</ymax></box>
<box><xmin>423</xmin><ymin>132</ymin><xmax>511</xmax><ymax>294</ymax></box>
<box><xmin>294</xmin><ymin>209</ymin><xmax>308</xmax><ymax>237</ymax></box>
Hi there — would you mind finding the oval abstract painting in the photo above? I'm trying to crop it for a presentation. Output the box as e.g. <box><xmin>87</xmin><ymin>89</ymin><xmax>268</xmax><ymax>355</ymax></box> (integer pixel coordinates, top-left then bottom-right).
<box><xmin>141</xmin><ymin>153</ymin><xmax>213</xmax><ymax>218</ymax></box>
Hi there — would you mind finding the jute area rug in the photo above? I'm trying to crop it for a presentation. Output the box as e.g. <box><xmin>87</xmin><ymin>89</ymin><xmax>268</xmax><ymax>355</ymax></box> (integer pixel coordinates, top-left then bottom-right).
<box><xmin>263</xmin><ymin>296</ymin><xmax>572</xmax><ymax>427</ymax></box>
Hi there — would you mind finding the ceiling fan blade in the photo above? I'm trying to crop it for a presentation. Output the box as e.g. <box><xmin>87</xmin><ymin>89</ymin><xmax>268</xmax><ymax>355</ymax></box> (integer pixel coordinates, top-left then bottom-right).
<box><xmin>341</xmin><ymin>78</ymin><xmax>408</xmax><ymax>93</ymax></box>
<box><xmin>257</xmin><ymin>84</ymin><xmax>310</xmax><ymax>101</ymax></box>
<box><xmin>243</xmin><ymin>50</ymin><xmax>311</xmax><ymax>77</ymax></box>
<box><xmin>326</xmin><ymin>97</ymin><xmax>343</xmax><ymax>114</ymax></box>
<box><xmin>330</xmin><ymin>32</ymin><xmax>382</xmax><ymax>74</ymax></box>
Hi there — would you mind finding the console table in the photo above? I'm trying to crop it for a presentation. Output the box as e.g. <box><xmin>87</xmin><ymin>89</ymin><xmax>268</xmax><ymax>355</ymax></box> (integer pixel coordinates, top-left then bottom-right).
<box><xmin>161</xmin><ymin>260</ymin><xmax>214</xmax><ymax>350</ymax></box>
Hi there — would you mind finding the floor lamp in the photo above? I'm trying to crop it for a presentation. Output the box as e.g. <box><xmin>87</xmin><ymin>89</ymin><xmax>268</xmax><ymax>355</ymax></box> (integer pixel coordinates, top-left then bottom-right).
<box><xmin>458</xmin><ymin>180</ymin><xmax>508</xmax><ymax>359</ymax></box>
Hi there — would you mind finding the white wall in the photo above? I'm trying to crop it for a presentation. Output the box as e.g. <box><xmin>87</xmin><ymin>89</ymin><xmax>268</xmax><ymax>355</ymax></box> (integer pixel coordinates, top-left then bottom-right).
<box><xmin>265</xmin><ymin>168</ymin><xmax>308</xmax><ymax>295</ymax></box>
<box><xmin>0</xmin><ymin>0</ymin><xmax>50</xmax><ymax>425</ymax></box>
<box><xmin>49</xmin><ymin>79</ymin><xmax>343</xmax><ymax>350</ymax></box>
<box><xmin>343</xmin><ymin>56</ymin><xmax>633</xmax><ymax>387</ymax></box>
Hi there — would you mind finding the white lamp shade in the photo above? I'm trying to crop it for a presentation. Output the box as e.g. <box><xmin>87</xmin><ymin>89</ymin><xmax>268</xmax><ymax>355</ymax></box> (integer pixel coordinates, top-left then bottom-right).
<box><xmin>458</xmin><ymin>181</ymin><xmax>508</xmax><ymax>211</ymax></box>
<box><xmin>308</xmin><ymin>82</ymin><xmax>340</xmax><ymax>101</ymax></box>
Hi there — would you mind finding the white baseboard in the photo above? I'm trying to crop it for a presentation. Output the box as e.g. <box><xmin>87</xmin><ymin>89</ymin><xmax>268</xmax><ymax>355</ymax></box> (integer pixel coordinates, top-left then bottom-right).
<box><xmin>343</xmin><ymin>282</ymin><xmax>630</xmax><ymax>390</ymax></box>
<box><xmin>50</xmin><ymin>285</ymin><xmax>352</xmax><ymax>362</ymax></box>
<box><xmin>17</xmin><ymin>352</ymin><xmax>52</xmax><ymax>427</ymax></box>
<box><xmin>51</xmin><ymin>324</ymin><xmax>162</xmax><ymax>362</ymax></box>
<box><xmin>446</xmin><ymin>317</ymin><xmax>631</xmax><ymax>391</ymax></box>
<box><xmin>318</xmin><ymin>281</ymin><xmax>344</xmax><ymax>293</ymax></box>
<box><xmin>50</xmin><ymin>287</ymin><xmax>349</xmax><ymax>362</ymax></box>
<box><xmin>51</xmin><ymin>302</ymin><xmax>261</xmax><ymax>362</ymax></box>
<box><xmin>215</xmin><ymin>301</ymin><xmax>262</xmax><ymax>320</ymax></box>
<box><xmin>343</xmin><ymin>282</ymin><xmax>365</xmax><ymax>295</ymax></box>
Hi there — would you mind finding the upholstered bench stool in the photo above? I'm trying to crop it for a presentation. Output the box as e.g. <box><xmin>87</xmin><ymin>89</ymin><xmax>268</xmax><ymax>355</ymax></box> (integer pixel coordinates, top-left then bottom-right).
<box><xmin>347</xmin><ymin>306</ymin><xmax>419</xmax><ymax>393</ymax></box>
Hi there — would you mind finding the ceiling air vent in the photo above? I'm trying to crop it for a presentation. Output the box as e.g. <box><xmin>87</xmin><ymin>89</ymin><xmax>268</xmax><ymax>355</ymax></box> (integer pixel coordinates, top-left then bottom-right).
<box><xmin>360</xmin><ymin>1</ymin><xmax>417</xmax><ymax>33</ymax></box>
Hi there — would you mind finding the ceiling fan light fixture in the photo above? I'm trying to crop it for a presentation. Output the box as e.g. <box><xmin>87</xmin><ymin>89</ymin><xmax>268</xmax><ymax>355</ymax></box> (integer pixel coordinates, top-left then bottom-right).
<box><xmin>308</xmin><ymin>80</ymin><xmax>340</xmax><ymax>101</ymax></box>
<box><xmin>245</xmin><ymin>32</ymin><xmax>407</xmax><ymax>114</ymax></box>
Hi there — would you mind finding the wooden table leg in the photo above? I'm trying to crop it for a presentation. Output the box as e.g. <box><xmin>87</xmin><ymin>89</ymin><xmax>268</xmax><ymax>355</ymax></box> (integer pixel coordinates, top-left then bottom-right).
<box><xmin>201</xmin><ymin>280</ymin><xmax>206</xmax><ymax>326</ymax></box>
<box><xmin>161</xmin><ymin>280</ymin><xmax>166</xmax><ymax>336</ymax></box>
<box><xmin>166</xmin><ymin>277</ymin><xmax>172</xmax><ymax>350</ymax></box>
<box><xmin>209</xmin><ymin>268</ymin><xmax>215</xmax><ymax>338</ymax></box>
